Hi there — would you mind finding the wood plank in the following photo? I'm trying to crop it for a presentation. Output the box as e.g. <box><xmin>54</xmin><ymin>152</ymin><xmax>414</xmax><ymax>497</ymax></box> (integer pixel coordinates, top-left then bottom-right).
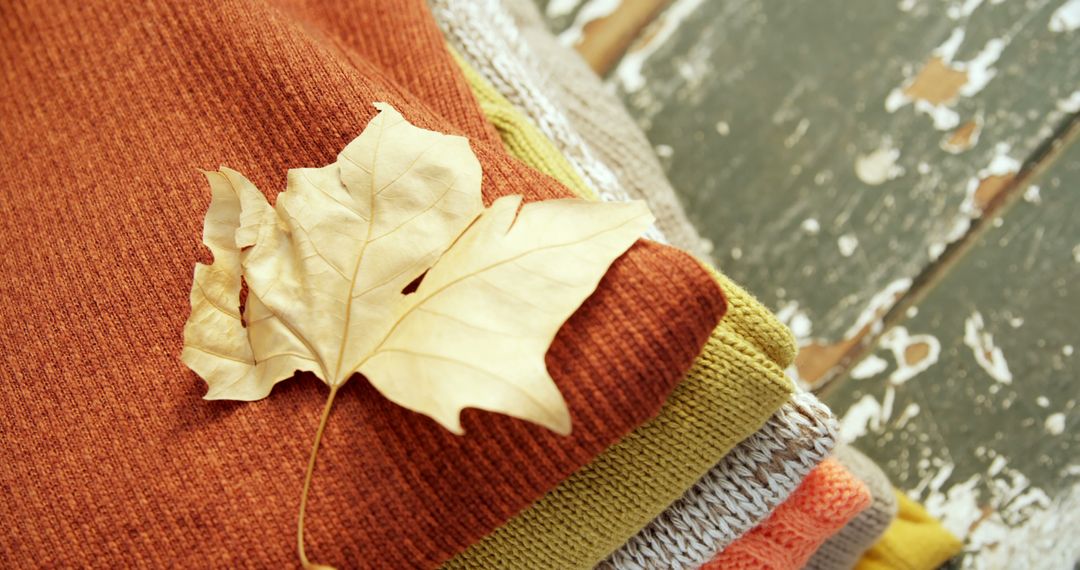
<box><xmin>825</xmin><ymin>139</ymin><xmax>1080</xmax><ymax>568</ymax></box>
<box><xmin>565</xmin><ymin>0</ymin><xmax>1080</xmax><ymax>385</ymax></box>
<box><xmin>536</xmin><ymin>0</ymin><xmax>672</xmax><ymax>76</ymax></box>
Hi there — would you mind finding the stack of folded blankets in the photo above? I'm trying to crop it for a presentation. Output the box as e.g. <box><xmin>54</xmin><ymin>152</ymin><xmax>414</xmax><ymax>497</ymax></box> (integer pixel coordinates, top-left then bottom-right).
<box><xmin>430</xmin><ymin>1</ymin><xmax>963</xmax><ymax>568</ymax></box>
<box><xmin>0</xmin><ymin>0</ymin><xmax>962</xmax><ymax>568</ymax></box>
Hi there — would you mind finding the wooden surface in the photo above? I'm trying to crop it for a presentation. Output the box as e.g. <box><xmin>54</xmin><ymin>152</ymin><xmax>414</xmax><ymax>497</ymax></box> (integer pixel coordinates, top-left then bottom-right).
<box><xmin>535</xmin><ymin>0</ymin><xmax>1080</xmax><ymax>567</ymax></box>
<box><xmin>829</xmin><ymin>139</ymin><xmax>1080</xmax><ymax>568</ymax></box>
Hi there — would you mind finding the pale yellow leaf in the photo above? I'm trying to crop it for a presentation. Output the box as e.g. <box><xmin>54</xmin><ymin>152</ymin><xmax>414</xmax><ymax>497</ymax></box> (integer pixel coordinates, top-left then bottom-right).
<box><xmin>181</xmin><ymin>103</ymin><xmax>653</xmax><ymax>435</ymax></box>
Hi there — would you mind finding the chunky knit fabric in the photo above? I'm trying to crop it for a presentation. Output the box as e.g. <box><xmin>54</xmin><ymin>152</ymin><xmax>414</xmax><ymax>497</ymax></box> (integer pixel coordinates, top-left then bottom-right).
<box><xmin>0</xmin><ymin>1</ymin><xmax>728</xmax><ymax>567</ymax></box>
<box><xmin>807</xmin><ymin>445</ymin><xmax>899</xmax><ymax>570</ymax></box>
<box><xmin>599</xmin><ymin>391</ymin><xmax>838</xmax><ymax>570</ymax></box>
<box><xmin>855</xmin><ymin>491</ymin><xmax>963</xmax><ymax>570</ymax></box>
<box><xmin>703</xmin><ymin>458</ymin><xmax>872</xmax><ymax>570</ymax></box>
<box><xmin>435</xmin><ymin>0</ymin><xmax>711</xmax><ymax>259</ymax></box>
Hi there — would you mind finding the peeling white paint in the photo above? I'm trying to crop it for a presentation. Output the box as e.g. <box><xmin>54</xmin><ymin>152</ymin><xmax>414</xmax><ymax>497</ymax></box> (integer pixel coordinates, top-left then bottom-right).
<box><xmin>920</xmin><ymin>467</ymin><xmax>985</xmax><ymax>540</ymax></box>
<box><xmin>839</xmin><ymin>386</ymin><xmax>902</xmax><ymax>442</ymax></box>
<box><xmin>928</xmin><ymin>150</ymin><xmax>1021</xmax><ymax>260</ymax></box>
<box><xmin>894</xmin><ymin>402</ymin><xmax>921</xmax><ymax>428</ymax></box>
<box><xmin>558</xmin><ymin>0</ymin><xmax>621</xmax><ymax>47</ymax></box>
<box><xmin>838</xmin><ymin>233</ymin><xmax>860</xmax><ymax>257</ymax></box>
<box><xmin>928</xmin><ymin>242</ymin><xmax>948</xmax><ymax>260</ymax></box>
<box><xmin>959</xmin><ymin>38</ymin><xmax>1007</xmax><ymax>97</ymax></box>
<box><xmin>1058</xmin><ymin>90</ymin><xmax>1080</xmax><ymax>113</ymax></box>
<box><xmin>884</xmin><ymin>88</ymin><xmax>908</xmax><ymax>113</ymax></box>
<box><xmin>892</xmin><ymin>96</ymin><xmax>962</xmax><ymax>130</ymax></box>
<box><xmin>851</xmin><ymin>354</ymin><xmax>889</xmax><ymax>379</ymax></box>
<box><xmin>963</xmin><ymin>311</ymin><xmax>1013</xmax><ymax>383</ymax></box>
<box><xmin>844</xmin><ymin>278</ymin><xmax>912</xmax><ymax>338</ymax></box>
<box><xmin>982</xmin><ymin>152</ymin><xmax>1022</xmax><ymax>178</ymax></box>
<box><xmin>1023</xmin><ymin>185</ymin><xmax>1042</xmax><ymax>203</ymax></box>
<box><xmin>988</xmin><ymin>456</ymin><xmax>1007</xmax><ymax>477</ymax></box>
<box><xmin>775</xmin><ymin>301</ymin><xmax>813</xmax><ymax>344</ymax></box>
<box><xmin>789</xmin><ymin>312</ymin><xmax>813</xmax><ymax>340</ymax></box>
<box><xmin>910</xmin><ymin>454</ymin><xmax>1074</xmax><ymax>570</ymax></box>
<box><xmin>800</xmin><ymin>218</ymin><xmax>821</xmax><ymax>235</ymax></box>
<box><xmin>1045</xmin><ymin>412</ymin><xmax>1066</xmax><ymax>435</ymax></box>
<box><xmin>885</xmin><ymin>29</ymin><xmax>1009</xmax><ymax>130</ymax></box>
<box><xmin>614</xmin><ymin>0</ymin><xmax>706</xmax><ymax>92</ymax></box>
<box><xmin>783</xmin><ymin>118</ymin><xmax>811</xmax><ymax>148</ymax></box>
<box><xmin>880</xmin><ymin>326</ymin><xmax>942</xmax><ymax>384</ymax></box>
<box><xmin>918</xmin><ymin>454</ymin><xmax>1074</xmax><ymax>570</ymax></box>
<box><xmin>937</xmin><ymin>27</ymin><xmax>967</xmax><ymax>60</ymax></box>
<box><xmin>840</xmin><ymin>393</ymin><xmax>884</xmax><ymax>443</ymax></box>
<box><xmin>971</xmin><ymin>485</ymin><xmax>1080</xmax><ymax>569</ymax></box>
<box><xmin>1049</xmin><ymin>0</ymin><xmax>1080</xmax><ymax>32</ymax></box>
<box><xmin>855</xmin><ymin>142</ymin><xmax>905</xmax><ymax>185</ymax></box>
<box><xmin>947</xmin><ymin>0</ymin><xmax>985</xmax><ymax>19</ymax></box>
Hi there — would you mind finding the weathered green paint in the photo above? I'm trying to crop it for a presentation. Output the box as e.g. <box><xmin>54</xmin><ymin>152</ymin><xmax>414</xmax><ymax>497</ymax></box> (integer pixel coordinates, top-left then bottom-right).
<box><xmin>826</xmin><ymin>140</ymin><xmax>1080</xmax><ymax>568</ymax></box>
<box><xmin>533</xmin><ymin>0</ymin><xmax>1080</xmax><ymax>566</ymax></box>
<box><xmin>583</xmin><ymin>0</ymin><xmax>1077</xmax><ymax>380</ymax></box>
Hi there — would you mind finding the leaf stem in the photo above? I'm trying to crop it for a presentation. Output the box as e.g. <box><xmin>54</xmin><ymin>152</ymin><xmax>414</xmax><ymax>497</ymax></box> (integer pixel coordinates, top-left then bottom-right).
<box><xmin>297</xmin><ymin>385</ymin><xmax>340</xmax><ymax>570</ymax></box>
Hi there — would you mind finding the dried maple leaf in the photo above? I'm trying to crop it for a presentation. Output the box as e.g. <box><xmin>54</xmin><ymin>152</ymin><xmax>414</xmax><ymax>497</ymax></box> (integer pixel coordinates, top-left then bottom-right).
<box><xmin>181</xmin><ymin>103</ymin><xmax>653</xmax><ymax>568</ymax></box>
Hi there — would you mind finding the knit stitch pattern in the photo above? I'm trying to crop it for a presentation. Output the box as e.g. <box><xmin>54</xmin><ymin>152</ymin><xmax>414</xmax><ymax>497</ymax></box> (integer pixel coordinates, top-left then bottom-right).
<box><xmin>0</xmin><ymin>1</ymin><xmax>726</xmax><ymax>566</ymax></box>
<box><xmin>444</xmin><ymin>329</ymin><xmax>793</xmax><ymax>569</ymax></box>
<box><xmin>599</xmin><ymin>391</ymin><xmax>838</xmax><ymax>570</ymax></box>
<box><xmin>702</xmin><ymin>458</ymin><xmax>872</xmax><ymax>570</ymax></box>
<box><xmin>807</xmin><ymin>445</ymin><xmax>899</xmax><ymax>570</ymax></box>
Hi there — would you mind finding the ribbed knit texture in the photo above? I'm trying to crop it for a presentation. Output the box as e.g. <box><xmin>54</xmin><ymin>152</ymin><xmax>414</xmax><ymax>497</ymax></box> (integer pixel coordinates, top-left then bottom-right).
<box><xmin>855</xmin><ymin>491</ymin><xmax>963</xmax><ymax>570</ymax></box>
<box><xmin>599</xmin><ymin>391</ymin><xmax>838</xmax><ymax>570</ymax></box>
<box><xmin>702</xmin><ymin>458</ymin><xmax>872</xmax><ymax>570</ymax></box>
<box><xmin>435</xmin><ymin>0</ymin><xmax>711</xmax><ymax>260</ymax></box>
<box><xmin>807</xmin><ymin>445</ymin><xmax>899</xmax><ymax>570</ymax></box>
<box><xmin>445</xmin><ymin>55</ymin><xmax>800</xmax><ymax>570</ymax></box>
<box><xmin>0</xmin><ymin>1</ymin><xmax>728</xmax><ymax>567</ymax></box>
